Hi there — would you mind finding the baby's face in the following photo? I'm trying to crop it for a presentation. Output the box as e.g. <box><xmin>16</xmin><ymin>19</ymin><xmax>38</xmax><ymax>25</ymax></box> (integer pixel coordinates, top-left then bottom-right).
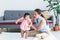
<box><xmin>25</xmin><ymin>15</ymin><xmax>30</xmax><ymax>19</ymax></box>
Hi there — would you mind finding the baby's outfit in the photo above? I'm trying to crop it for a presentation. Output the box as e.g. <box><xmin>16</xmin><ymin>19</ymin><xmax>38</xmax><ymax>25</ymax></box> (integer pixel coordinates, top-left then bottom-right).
<box><xmin>20</xmin><ymin>18</ymin><xmax>31</xmax><ymax>31</ymax></box>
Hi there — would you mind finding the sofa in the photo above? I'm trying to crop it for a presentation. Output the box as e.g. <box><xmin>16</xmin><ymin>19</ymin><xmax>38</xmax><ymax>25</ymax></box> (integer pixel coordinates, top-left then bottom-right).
<box><xmin>0</xmin><ymin>10</ymin><xmax>34</xmax><ymax>32</ymax></box>
<box><xmin>0</xmin><ymin>10</ymin><xmax>55</xmax><ymax>32</ymax></box>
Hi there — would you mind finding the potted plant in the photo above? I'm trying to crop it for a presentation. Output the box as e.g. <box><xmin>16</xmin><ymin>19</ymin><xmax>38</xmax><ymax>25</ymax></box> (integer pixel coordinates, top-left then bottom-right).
<box><xmin>54</xmin><ymin>5</ymin><xmax>60</xmax><ymax>14</ymax></box>
<box><xmin>54</xmin><ymin>24</ymin><xmax>59</xmax><ymax>31</ymax></box>
<box><xmin>43</xmin><ymin>0</ymin><xmax>60</xmax><ymax>30</ymax></box>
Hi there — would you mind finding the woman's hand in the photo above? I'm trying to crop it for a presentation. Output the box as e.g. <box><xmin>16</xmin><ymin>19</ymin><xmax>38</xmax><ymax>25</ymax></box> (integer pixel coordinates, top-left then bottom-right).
<box><xmin>31</xmin><ymin>16</ymin><xmax>35</xmax><ymax>23</ymax></box>
<box><xmin>34</xmin><ymin>29</ymin><xmax>38</xmax><ymax>32</ymax></box>
<box><xmin>37</xmin><ymin>27</ymin><xmax>40</xmax><ymax>31</ymax></box>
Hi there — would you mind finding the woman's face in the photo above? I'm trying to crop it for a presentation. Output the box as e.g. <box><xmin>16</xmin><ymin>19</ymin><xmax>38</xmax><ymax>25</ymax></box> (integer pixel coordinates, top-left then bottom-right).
<box><xmin>33</xmin><ymin>11</ymin><xmax>39</xmax><ymax>19</ymax></box>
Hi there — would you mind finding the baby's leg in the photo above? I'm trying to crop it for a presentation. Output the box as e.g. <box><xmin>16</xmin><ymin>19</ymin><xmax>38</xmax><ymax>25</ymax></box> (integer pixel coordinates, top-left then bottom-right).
<box><xmin>25</xmin><ymin>30</ymin><xmax>29</xmax><ymax>39</ymax></box>
<box><xmin>21</xmin><ymin>29</ymin><xmax>24</xmax><ymax>38</ymax></box>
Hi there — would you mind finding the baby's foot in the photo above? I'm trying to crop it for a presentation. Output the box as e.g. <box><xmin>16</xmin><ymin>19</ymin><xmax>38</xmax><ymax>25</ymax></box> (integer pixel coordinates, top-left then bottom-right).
<box><xmin>25</xmin><ymin>36</ymin><xmax>28</xmax><ymax>39</ymax></box>
<box><xmin>21</xmin><ymin>36</ymin><xmax>24</xmax><ymax>38</ymax></box>
<box><xmin>21</xmin><ymin>35</ymin><xmax>24</xmax><ymax>38</ymax></box>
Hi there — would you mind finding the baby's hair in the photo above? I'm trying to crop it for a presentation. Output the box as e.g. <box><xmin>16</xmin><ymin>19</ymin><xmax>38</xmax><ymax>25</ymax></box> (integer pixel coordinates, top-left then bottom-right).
<box><xmin>24</xmin><ymin>12</ymin><xmax>30</xmax><ymax>18</ymax></box>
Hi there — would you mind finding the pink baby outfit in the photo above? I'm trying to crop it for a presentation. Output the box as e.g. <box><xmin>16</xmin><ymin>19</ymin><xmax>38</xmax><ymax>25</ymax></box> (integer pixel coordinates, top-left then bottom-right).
<box><xmin>20</xmin><ymin>19</ymin><xmax>30</xmax><ymax>31</ymax></box>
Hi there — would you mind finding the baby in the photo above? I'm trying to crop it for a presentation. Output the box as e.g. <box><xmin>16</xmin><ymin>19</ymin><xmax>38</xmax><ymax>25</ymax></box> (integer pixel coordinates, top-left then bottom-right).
<box><xmin>16</xmin><ymin>13</ymin><xmax>37</xmax><ymax>39</ymax></box>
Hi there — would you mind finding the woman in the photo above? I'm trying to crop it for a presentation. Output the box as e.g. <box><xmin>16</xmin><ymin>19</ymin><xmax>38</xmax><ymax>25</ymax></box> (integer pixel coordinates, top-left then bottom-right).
<box><xmin>32</xmin><ymin>9</ymin><xmax>58</xmax><ymax>40</ymax></box>
<box><xmin>32</xmin><ymin>9</ymin><xmax>50</xmax><ymax>33</ymax></box>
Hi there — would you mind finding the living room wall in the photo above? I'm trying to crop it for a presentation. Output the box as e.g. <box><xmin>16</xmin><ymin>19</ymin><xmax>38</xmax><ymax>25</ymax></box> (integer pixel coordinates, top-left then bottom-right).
<box><xmin>0</xmin><ymin>0</ymin><xmax>49</xmax><ymax>17</ymax></box>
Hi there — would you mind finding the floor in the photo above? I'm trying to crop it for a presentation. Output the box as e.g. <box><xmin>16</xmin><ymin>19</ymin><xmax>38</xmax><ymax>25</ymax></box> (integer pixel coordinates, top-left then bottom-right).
<box><xmin>52</xmin><ymin>31</ymin><xmax>60</xmax><ymax>40</ymax></box>
<box><xmin>0</xmin><ymin>31</ymin><xmax>60</xmax><ymax>40</ymax></box>
<box><xmin>0</xmin><ymin>32</ymin><xmax>34</xmax><ymax>40</ymax></box>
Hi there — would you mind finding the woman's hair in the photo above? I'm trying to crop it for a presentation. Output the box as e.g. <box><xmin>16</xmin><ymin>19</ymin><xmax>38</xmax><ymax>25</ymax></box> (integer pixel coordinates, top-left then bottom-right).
<box><xmin>34</xmin><ymin>9</ymin><xmax>44</xmax><ymax>17</ymax></box>
<box><xmin>24</xmin><ymin>12</ymin><xmax>30</xmax><ymax>18</ymax></box>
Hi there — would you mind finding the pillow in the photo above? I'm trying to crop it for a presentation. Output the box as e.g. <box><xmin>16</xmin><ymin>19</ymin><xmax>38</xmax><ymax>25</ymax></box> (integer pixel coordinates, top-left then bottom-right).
<box><xmin>42</xmin><ymin>11</ymin><xmax>51</xmax><ymax>19</ymax></box>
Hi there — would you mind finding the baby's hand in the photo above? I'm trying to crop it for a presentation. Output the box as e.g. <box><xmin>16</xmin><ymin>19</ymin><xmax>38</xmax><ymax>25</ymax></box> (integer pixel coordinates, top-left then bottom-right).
<box><xmin>16</xmin><ymin>22</ymin><xmax>18</xmax><ymax>24</ymax></box>
<box><xmin>28</xmin><ymin>25</ymin><xmax>30</xmax><ymax>28</ymax></box>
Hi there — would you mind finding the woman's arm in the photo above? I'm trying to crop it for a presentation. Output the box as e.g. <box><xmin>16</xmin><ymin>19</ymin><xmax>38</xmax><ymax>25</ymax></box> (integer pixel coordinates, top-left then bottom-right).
<box><xmin>29</xmin><ymin>19</ymin><xmax>37</xmax><ymax>30</ymax></box>
<box><xmin>31</xmin><ymin>17</ymin><xmax>37</xmax><ymax>31</ymax></box>
<box><xmin>31</xmin><ymin>25</ymin><xmax>37</xmax><ymax>31</ymax></box>
<box><xmin>37</xmin><ymin>19</ymin><xmax>45</xmax><ymax>31</ymax></box>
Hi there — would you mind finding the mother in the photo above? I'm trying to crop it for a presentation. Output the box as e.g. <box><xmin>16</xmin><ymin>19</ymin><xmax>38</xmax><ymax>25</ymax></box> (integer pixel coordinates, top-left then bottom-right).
<box><xmin>32</xmin><ymin>9</ymin><xmax>50</xmax><ymax>33</ymax></box>
<box><xmin>31</xmin><ymin>9</ymin><xmax>57</xmax><ymax>40</ymax></box>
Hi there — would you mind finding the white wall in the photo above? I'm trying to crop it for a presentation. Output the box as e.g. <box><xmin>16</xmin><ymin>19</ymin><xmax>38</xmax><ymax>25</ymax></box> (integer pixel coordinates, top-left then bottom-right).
<box><xmin>57</xmin><ymin>15</ymin><xmax>60</xmax><ymax>26</ymax></box>
<box><xmin>0</xmin><ymin>0</ymin><xmax>49</xmax><ymax>17</ymax></box>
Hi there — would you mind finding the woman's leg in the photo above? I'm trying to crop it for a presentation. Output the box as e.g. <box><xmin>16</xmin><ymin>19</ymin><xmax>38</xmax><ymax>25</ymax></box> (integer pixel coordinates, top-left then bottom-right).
<box><xmin>45</xmin><ymin>30</ymin><xmax>51</xmax><ymax>35</ymax></box>
<box><xmin>25</xmin><ymin>30</ymin><xmax>29</xmax><ymax>39</ymax></box>
<box><xmin>21</xmin><ymin>29</ymin><xmax>24</xmax><ymax>38</ymax></box>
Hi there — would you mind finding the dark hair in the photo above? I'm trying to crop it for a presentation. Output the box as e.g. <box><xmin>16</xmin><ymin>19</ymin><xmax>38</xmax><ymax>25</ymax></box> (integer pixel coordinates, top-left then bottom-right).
<box><xmin>24</xmin><ymin>12</ymin><xmax>30</xmax><ymax>18</ymax></box>
<box><xmin>34</xmin><ymin>9</ymin><xmax>44</xmax><ymax>17</ymax></box>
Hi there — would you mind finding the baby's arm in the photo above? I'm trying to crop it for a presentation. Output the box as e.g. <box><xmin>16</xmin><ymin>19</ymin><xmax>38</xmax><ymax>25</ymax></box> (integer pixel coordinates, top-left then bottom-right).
<box><xmin>29</xmin><ymin>19</ymin><xmax>37</xmax><ymax>30</ymax></box>
<box><xmin>16</xmin><ymin>17</ymin><xmax>24</xmax><ymax>24</ymax></box>
<box><xmin>28</xmin><ymin>20</ymin><xmax>32</xmax><ymax>27</ymax></box>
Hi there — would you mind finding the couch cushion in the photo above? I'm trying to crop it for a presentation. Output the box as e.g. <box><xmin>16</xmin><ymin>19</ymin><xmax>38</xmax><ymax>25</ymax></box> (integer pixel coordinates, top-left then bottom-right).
<box><xmin>4</xmin><ymin>10</ymin><xmax>33</xmax><ymax>20</ymax></box>
<box><xmin>42</xmin><ymin>11</ymin><xmax>51</xmax><ymax>19</ymax></box>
